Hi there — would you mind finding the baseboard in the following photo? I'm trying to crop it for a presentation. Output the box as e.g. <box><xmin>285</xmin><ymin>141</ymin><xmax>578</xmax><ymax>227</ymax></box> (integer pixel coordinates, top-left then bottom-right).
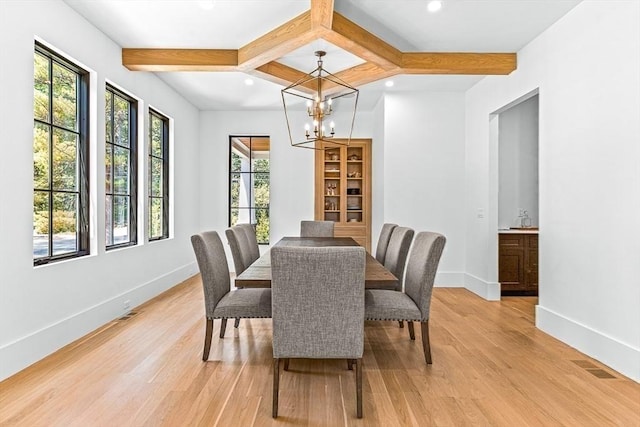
<box><xmin>434</xmin><ymin>271</ymin><xmax>465</xmax><ymax>287</ymax></box>
<box><xmin>464</xmin><ymin>273</ymin><xmax>501</xmax><ymax>301</ymax></box>
<box><xmin>0</xmin><ymin>262</ymin><xmax>198</xmax><ymax>382</ymax></box>
<box><xmin>536</xmin><ymin>305</ymin><xmax>640</xmax><ymax>382</ymax></box>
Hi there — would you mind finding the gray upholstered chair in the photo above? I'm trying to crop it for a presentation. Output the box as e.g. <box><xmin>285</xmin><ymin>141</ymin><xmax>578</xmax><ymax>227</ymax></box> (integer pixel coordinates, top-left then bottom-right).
<box><xmin>190</xmin><ymin>231</ymin><xmax>271</xmax><ymax>361</ymax></box>
<box><xmin>300</xmin><ymin>220</ymin><xmax>334</xmax><ymax>237</ymax></box>
<box><xmin>365</xmin><ymin>231</ymin><xmax>446</xmax><ymax>364</ymax></box>
<box><xmin>384</xmin><ymin>226</ymin><xmax>415</xmax><ymax>291</ymax></box>
<box><xmin>225</xmin><ymin>227</ymin><xmax>248</xmax><ymax>276</ymax></box>
<box><xmin>375</xmin><ymin>223</ymin><xmax>398</xmax><ymax>264</ymax></box>
<box><xmin>271</xmin><ymin>246</ymin><xmax>365</xmax><ymax>419</ymax></box>
<box><xmin>237</xmin><ymin>223</ymin><xmax>260</xmax><ymax>263</ymax></box>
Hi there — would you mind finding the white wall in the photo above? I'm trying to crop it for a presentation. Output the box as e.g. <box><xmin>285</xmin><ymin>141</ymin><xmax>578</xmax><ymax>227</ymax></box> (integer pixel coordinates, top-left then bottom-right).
<box><xmin>498</xmin><ymin>95</ymin><xmax>539</xmax><ymax>228</ymax></box>
<box><xmin>383</xmin><ymin>92</ymin><xmax>467</xmax><ymax>285</ymax></box>
<box><xmin>465</xmin><ymin>1</ymin><xmax>640</xmax><ymax>381</ymax></box>
<box><xmin>0</xmin><ymin>0</ymin><xmax>201</xmax><ymax>380</ymax></box>
<box><xmin>198</xmin><ymin>110</ymin><xmax>374</xmax><ymax>268</ymax></box>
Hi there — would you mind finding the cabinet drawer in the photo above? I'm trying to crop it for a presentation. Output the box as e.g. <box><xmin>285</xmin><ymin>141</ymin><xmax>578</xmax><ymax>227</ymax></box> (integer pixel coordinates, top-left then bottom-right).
<box><xmin>499</xmin><ymin>234</ymin><xmax>524</xmax><ymax>248</ymax></box>
<box><xmin>528</xmin><ymin>235</ymin><xmax>538</xmax><ymax>249</ymax></box>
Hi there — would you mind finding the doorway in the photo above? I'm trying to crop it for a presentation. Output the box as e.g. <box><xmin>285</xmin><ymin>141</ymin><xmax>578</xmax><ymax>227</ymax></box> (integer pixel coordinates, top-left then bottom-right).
<box><xmin>492</xmin><ymin>91</ymin><xmax>539</xmax><ymax>298</ymax></box>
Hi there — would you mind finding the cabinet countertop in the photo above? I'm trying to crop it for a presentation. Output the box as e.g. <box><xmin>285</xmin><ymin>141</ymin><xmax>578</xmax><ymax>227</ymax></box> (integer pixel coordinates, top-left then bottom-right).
<box><xmin>498</xmin><ymin>228</ymin><xmax>539</xmax><ymax>234</ymax></box>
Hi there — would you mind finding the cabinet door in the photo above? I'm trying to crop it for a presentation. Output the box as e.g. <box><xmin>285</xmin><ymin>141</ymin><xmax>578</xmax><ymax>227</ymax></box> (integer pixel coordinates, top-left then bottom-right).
<box><xmin>499</xmin><ymin>234</ymin><xmax>525</xmax><ymax>292</ymax></box>
<box><xmin>525</xmin><ymin>235</ymin><xmax>538</xmax><ymax>291</ymax></box>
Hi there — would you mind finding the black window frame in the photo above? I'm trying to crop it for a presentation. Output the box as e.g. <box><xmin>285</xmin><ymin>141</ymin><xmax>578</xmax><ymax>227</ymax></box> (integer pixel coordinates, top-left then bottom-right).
<box><xmin>105</xmin><ymin>84</ymin><xmax>138</xmax><ymax>250</ymax></box>
<box><xmin>228</xmin><ymin>135</ymin><xmax>270</xmax><ymax>245</ymax></box>
<box><xmin>33</xmin><ymin>42</ymin><xmax>90</xmax><ymax>266</ymax></box>
<box><xmin>148</xmin><ymin>108</ymin><xmax>170</xmax><ymax>241</ymax></box>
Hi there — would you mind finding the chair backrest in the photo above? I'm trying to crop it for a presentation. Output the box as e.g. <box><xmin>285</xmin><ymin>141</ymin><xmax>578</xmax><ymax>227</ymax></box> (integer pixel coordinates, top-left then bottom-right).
<box><xmin>271</xmin><ymin>246</ymin><xmax>365</xmax><ymax>359</ymax></box>
<box><xmin>225</xmin><ymin>227</ymin><xmax>247</xmax><ymax>275</ymax></box>
<box><xmin>190</xmin><ymin>231</ymin><xmax>231</xmax><ymax>317</ymax></box>
<box><xmin>404</xmin><ymin>232</ymin><xmax>446</xmax><ymax>321</ymax></box>
<box><xmin>384</xmin><ymin>226</ymin><xmax>415</xmax><ymax>290</ymax></box>
<box><xmin>375</xmin><ymin>223</ymin><xmax>398</xmax><ymax>264</ymax></box>
<box><xmin>300</xmin><ymin>220</ymin><xmax>334</xmax><ymax>237</ymax></box>
<box><xmin>237</xmin><ymin>223</ymin><xmax>260</xmax><ymax>263</ymax></box>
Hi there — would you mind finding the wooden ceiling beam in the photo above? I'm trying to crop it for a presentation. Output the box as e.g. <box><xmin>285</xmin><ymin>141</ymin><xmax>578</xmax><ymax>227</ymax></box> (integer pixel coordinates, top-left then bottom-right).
<box><xmin>237</xmin><ymin>11</ymin><xmax>321</xmax><ymax>70</ymax></box>
<box><xmin>401</xmin><ymin>52</ymin><xmax>517</xmax><ymax>75</ymax></box>
<box><xmin>252</xmin><ymin>62</ymin><xmax>316</xmax><ymax>93</ymax></box>
<box><xmin>310</xmin><ymin>0</ymin><xmax>334</xmax><ymax>29</ymax></box>
<box><xmin>122</xmin><ymin>49</ymin><xmax>238</xmax><ymax>71</ymax></box>
<box><xmin>324</xmin><ymin>12</ymin><xmax>403</xmax><ymax>71</ymax></box>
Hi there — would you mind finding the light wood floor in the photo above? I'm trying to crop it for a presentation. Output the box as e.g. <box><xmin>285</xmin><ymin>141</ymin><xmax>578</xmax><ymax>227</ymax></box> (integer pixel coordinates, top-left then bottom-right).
<box><xmin>1</xmin><ymin>276</ymin><xmax>638</xmax><ymax>426</ymax></box>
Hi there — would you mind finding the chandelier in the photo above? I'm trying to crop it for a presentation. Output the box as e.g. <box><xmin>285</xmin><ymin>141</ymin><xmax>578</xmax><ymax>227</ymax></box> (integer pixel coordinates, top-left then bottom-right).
<box><xmin>281</xmin><ymin>51</ymin><xmax>359</xmax><ymax>149</ymax></box>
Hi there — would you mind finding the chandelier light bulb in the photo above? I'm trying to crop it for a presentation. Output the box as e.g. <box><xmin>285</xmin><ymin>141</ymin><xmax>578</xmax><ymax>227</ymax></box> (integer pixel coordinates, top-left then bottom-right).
<box><xmin>427</xmin><ymin>0</ymin><xmax>442</xmax><ymax>13</ymax></box>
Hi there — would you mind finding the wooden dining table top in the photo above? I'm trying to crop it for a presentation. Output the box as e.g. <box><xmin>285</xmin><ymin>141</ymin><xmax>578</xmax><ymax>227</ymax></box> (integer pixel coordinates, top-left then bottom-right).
<box><xmin>234</xmin><ymin>237</ymin><xmax>399</xmax><ymax>289</ymax></box>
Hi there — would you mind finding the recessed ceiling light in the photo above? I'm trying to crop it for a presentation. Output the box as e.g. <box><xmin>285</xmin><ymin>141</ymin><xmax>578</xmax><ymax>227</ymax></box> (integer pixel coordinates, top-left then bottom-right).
<box><xmin>198</xmin><ymin>0</ymin><xmax>215</xmax><ymax>10</ymax></box>
<box><xmin>427</xmin><ymin>1</ymin><xmax>442</xmax><ymax>13</ymax></box>
<box><xmin>244</xmin><ymin>78</ymin><xmax>254</xmax><ymax>86</ymax></box>
<box><xmin>385</xmin><ymin>80</ymin><xmax>394</xmax><ymax>88</ymax></box>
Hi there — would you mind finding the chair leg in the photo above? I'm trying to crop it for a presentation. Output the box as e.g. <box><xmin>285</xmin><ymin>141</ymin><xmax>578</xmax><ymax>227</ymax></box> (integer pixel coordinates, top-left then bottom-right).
<box><xmin>356</xmin><ymin>358</ymin><xmax>363</xmax><ymax>418</ymax></box>
<box><xmin>284</xmin><ymin>358</ymin><xmax>290</xmax><ymax>371</ymax></box>
<box><xmin>272</xmin><ymin>358</ymin><xmax>280</xmax><ymax>418</ymax></box>
<box><xmin>202</xmin><ymin>318</ymin><xmax>213</xmax><ymax>361</ymax></box>
<box><xmin>407</xmin><ymin>321</ymin><xmax>415</xmax><ymax>340</ymax></box>
<box><xmin>234</xmin><ymin>318</ymin><xmax>240</xmax><ymax>328</ymax></box>
<box><xmin>398</xmin><ymin>321</ymin><xmax>404</xmax><ymax>328</ymax></box>
<box><xmin>421</xmin><ymin>320</ymin><xmax>432</xmax><ymax>364</ymax></box>
<box><xmin>219</xmin><ymin>318</ymin><xmax>227</xmax><ymax>338</ymax></box>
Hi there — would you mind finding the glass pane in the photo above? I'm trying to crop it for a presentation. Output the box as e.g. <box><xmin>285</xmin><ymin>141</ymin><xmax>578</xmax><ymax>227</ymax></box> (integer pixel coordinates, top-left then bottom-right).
<box><xmin>150</xmin><ymin>115</ymin><xmax>162</xmax><ymax>157</ymax></box>
<box><xmin>33</xmin><ymin>122</ymin><xmax>50</xmax><ymax>190</ymax></box>
<box><xmin>105</xmin><ymin>195</ymin><xmax>113</xmax><ymax>246</ymax></box>
<box><xmin>113</xmin><ymin>146</ymin><xmax>130</xmax><ymax>195</ymax></box>
<box><xmin>114</xmin><ymin>94</ymin><xmax>130</xmax><ymax>147</ymax></box>
<box><xmin>113</xmin><ymin>196</ymin><xmax>130</xmax><ymax>244</ymax></box>
<box><xmin>52</xmin><ymin>62</ymin><xmax>77</xmax><ymax>131</ymax></box>
<box><xmin>231</xmin><ymin>151</ymin><xmax>242</xmax><ymax>173</ymax></box>
<box><xmin>255</xmin><ymin>208</ymin><xmax>270</xmax><ymax>244</ymax></box>
<box><xmin>251</xmin><ymin>153</ymin><xmax>269</xmax><ymax>173</ymax></box>
<box><xmin>33</xmin><ymin>191</ymin><xmax>50</xmax><ymax>258</ymax></box>
<box><xmin>52</xmin><ymin>192</ymin><xmax>77</xmax><ymax>256</ymax></box>
<box><xmin>230</xmin><ymin>173</ymin><xmax>240</xmax><ymax>208</ymax></box>
<box><xmin>150</xmin><ymin>197</ymin><xmax>163</xmax><ymax>238</ymax></box>
<box><xmin>150</xmin><ymin>157</ymin><xmax>163</xmax><ymax>197</ymax></box>
<box><xmin>236</xmin><ymin>207</ymin><xmax>251</xmax><ymax>225</ymax></box>
<box><xmin>105</xmin><ymin>90</ymin><xmax>112</xmax><ymax>143</ymax></box>
<box><xmin>105</xmin><ymin>143</ymin><xmax>113</xmax><ymax>193</ymax></box>
<box><xmin>52</xmin><ymin>128</ymin><xmax>77</xmax><ymax>191</ymax></box>
<box><xmin>253</xmin><ymin>173</ymin><xmax>269</xmax><ymax>208</ymax></box>
<box><xmin>34</xmin><ymin>52</ymin><xmax>50</xmax><ymax>122</ymax></box>
<box><xmin>230</xmin><ymin>208</ymin><xmax>239</xmax><ymax>227</ymax></box>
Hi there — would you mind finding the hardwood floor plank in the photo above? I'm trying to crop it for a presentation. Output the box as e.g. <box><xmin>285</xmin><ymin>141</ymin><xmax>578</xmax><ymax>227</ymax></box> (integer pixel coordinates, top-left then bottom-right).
<box><xmin>1</xmin><ymin>277</ymin><xmax>638</xmax><ymax>426</ymax></box>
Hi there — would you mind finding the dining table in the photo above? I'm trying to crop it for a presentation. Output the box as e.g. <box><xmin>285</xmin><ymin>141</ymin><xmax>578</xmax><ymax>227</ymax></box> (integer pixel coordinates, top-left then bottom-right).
<box><xmin>234</xmin><ymin>236</ymin><xmax>399</xmax><ymax>289</ymax></box>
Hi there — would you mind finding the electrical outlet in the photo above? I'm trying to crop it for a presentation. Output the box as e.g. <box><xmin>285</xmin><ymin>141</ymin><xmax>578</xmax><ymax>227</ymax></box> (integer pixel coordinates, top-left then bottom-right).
<box><xmin>477</xmin><ymin>208</ymin><xmax>485</xmax><ymax>219</ymax></box>
<box><xmin>123</xmin><ymin>300</ymin><xmax>131</xmax><ymax>312</ymax></box>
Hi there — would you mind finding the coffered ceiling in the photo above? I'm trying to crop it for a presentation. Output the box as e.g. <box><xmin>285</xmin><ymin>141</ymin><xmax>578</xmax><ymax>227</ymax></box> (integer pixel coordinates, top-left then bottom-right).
<box><xmin>63</xmin><ymin>0</ymin><xmax>581</xmax><ymax>110</ymax></box>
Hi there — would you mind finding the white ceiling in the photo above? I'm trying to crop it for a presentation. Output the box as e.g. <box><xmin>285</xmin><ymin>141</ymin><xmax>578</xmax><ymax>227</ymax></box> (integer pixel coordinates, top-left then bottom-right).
<box><xmin>63</xmin><ymin>0</ymin><xmax>581</xmax><ymax>111</ymax></box>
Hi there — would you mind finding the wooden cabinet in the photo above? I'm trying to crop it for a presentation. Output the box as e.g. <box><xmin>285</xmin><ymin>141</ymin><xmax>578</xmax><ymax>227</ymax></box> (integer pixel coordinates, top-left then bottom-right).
<box><xmin>499</xmin><ymin>233</ymin><xmax>538</xmax><ymax>296</ymax></box>
<box><xmin>314</xmin><ymin>139</ymin><xmax>372</xmax><ymax>251</ymax></box>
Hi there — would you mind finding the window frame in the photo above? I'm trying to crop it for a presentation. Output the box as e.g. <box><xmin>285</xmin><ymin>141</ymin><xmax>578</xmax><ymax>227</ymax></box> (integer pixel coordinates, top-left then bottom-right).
<box><xmin>148</xmin><ymin>108</ymin><xmax>170</xmax><ymax>241</ymax></box>
<box><xmin>228</xmin><ymin>135</ymin><xmax>270</xmax><ymax>245</ymax></box>
<box><xmin>105</xmin><ymin>84</ymin><xmax>138</xmax><ymax>250</ymax></box>
<box><xmin>33</xmin><ymin>42</ymin><xmax>90</xmax><ymax>266</ymax></box>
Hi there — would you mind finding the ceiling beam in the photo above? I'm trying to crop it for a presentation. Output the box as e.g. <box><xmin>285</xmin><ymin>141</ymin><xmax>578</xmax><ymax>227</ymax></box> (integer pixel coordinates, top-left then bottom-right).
<box><xmin>324</xmin><ymin>12</ymin><xmax>403</xmax><ymax>71</ymax></box>
<box><xmin>402</xmin><ymin>53</ymin><xmax>517</xmax><ymax>75</ymax></box>
<box><xmin>237</xmin><ymin>11</ymin><xmax>321</xmax><ymax>70</ymax></box>
<box><xmin>122</xmin><ymin>49</ymin><xmax>238</xmax><ymax>71</ymax></box>
<box><xmin>310</xmin><ymin>0</ymin><xmax>334</xmax><ymax>29</ymax></box>
<box><xmin>252</xmin><ymin>62</ymin><xmax>316</xmax><ymax>93</ymax></box>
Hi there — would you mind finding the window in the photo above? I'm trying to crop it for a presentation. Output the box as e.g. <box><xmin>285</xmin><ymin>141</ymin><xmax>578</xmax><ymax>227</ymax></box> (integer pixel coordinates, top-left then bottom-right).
<box><xmin>148</xmin><ymin>109</ymin><xmax>169</xmax><ymax>241</ymax></box>
<box><xmin>33</xmin><ymin>43</ymin><xmax>90</xmax><ymax>265</ymax></box>
<box><xmin>105</xmin><ymin>85</ymin><xmax>137</xmax><ymax>249</ymax></box>
<box><xmin>229</xmin><ymin>136</ymin><xmax>270</xmax><ymax>244</ymax></box>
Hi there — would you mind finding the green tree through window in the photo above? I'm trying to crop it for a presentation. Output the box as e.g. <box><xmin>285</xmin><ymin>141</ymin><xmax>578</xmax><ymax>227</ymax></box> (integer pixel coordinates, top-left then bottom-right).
<box><xmin>33</xmin><ymin>43</ymin><xmax>89</xmax><ymax>264</ymax></box>
<box><xmin>229</xmin><ymin>136</ymin><xmax>270</xmax><ymax>244</ymax></box>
